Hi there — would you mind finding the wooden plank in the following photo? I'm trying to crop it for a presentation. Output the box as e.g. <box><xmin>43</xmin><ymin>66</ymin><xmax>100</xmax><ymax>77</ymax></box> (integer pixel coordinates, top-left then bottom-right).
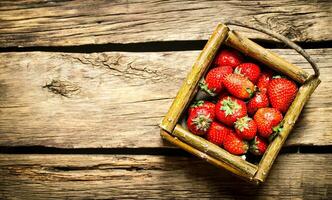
<box><xmin>0</xmin><ymin>0</ymin><xmax>331</xmax><ymax>47</ymax></box>
<box><xmin>0</xmin><ymin>154</ymin><xmax>331</xmax><ymax>199</ymax></box>
<box><xmin>0</xmin><ymin>49</ymin><xmax>331</xmax><ymax>148</ymax></box>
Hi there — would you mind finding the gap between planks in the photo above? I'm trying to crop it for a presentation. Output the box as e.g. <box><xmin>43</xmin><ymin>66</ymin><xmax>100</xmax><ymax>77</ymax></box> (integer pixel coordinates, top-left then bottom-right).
<box><xmin>0</xmin><ymin>40</ymin><xmax>331</xmax><ymax>53</ymax></box>
<box><xmin>0</xmin><ymin>154</ymin><xmax>331</xmax><ymax>199</ymax></box>
<box><xmin>0</xmin><ymin>145</ymin><xmax>331</xmax><ymax>155</ymax></box>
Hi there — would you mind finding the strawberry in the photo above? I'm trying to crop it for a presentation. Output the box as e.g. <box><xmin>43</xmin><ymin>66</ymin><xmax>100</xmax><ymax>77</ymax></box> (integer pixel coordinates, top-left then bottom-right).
<box><xmin>234</xmin><ymin>116</ymin><xmax>257</xmax><ymax>140</ymax></box>
<box><xmin>214</xmin><ymin>49</ymin><xmax>243</xmax><ymax>68</ymax></box>
<box><xmin>254</xmin><ymin>108</ymin><xmax>283</xmax><ymax>140</ymax></box>
<box><xmin>247</xmin><ymin>92</ymin><xmax>269</xmax><ymax>116</ymax></box>
<box><xmin>257</xmin><ymin>70</ymin><xmax>273</xmax><ymax>93</ymax></box>
<box><xmin>206</xmin><ymin>121</ymin><xmax>230</xmax><ymax>146</ymax></box>
<box><xmin>223</xmin><ymin>131</ymin><xmax>248</xmax><ymax>155</ymax></box>
<box><xmin>249</xmin><ymin>136</ymin><xmax>268</xmax><ymax>156</ymax></box>
<box><xmin>268</xmin><ymin>77</ymin><xmax>298</xmax><ymax>113</ymax></box>
<box><xmin>215</xmin><ymin>96</ymin><xmax>247</xmax><ymax>126</ymax></box>
<box><xmin>223</xmin><ymin>73</ymin><xmax>255</xmax><ymax>100</ymax></box>
<box><xmin>234</xmin><ymin>63</ymin><xmax>261</xmax><ymax>83</ymax></box>
<box><xmin>199</xmin><ymin>65</ymin><xmax>233</xmax><ymax>96</ymax></box>
<box><xmin>188</xmin><ymin>101</ymin><xmax>215</xmax><ymax>117</ymax></box>
<box><xmin>187</xmin><ymin>107</ymin><xmax>214</xmax><ymax>136</ymax></box>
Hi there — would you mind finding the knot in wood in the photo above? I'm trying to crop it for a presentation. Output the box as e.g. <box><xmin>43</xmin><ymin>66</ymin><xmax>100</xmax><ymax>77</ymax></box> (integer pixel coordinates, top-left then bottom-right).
<box><xmin>43</xmin><ymin>80</ymin><xmax>80</xmax><ymax>97</ymax></box>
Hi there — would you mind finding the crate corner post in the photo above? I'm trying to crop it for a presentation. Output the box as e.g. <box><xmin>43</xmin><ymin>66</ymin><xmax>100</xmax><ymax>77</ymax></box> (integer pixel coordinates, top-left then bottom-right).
<box><xmin>160</xmin><ymin>23</ymin><xmax>230</xmax><ymax>133</ymax></box>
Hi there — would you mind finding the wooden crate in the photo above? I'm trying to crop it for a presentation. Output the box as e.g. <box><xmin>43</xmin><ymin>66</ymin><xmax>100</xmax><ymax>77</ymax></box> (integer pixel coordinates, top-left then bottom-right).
<box><xmin>159</xmin><ymin>23</ymin><xmax>321</xmax><ymax>184</ymax></box>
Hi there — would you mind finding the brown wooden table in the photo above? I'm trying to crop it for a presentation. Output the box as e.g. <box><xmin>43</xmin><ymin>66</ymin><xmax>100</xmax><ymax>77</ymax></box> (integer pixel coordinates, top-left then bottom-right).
<box><xmin>0</xmin><ymin>1</ymin><xmax>331</xmax><ymax>199</ymax></box>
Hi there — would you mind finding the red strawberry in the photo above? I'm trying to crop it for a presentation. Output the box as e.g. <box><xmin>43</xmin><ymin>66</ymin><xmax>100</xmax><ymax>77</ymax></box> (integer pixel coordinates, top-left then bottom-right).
<box><xmin>234</xmin><ymin>116</ymin><xmax>257</xmax><ymax>140</ymax></box>
<box><xmin>206</xmin><ymin>121</ymin><xmax>230</xmax><ymax>146</ymax></box>
<box><xmin>189</xmin><ymin>101</ymin><xmax>215</xmax><ymax>117</ymax></box>
<box><xmin>223</xmin><ymin>131</ymin><xmax>248</xmax><ymax>155</ymax></box>
<box><xmin>268</xmin><ymin>77</ymin><xmax>298</xmax><ymax>113</ymax></box>
<box><xmin>234</xmin><ymin>63</ymin><xmax>261</xmax><ymax>83</ymax></box>
<box><xmin>247</xmin><ymin>92</ymin><xmax>269</xmax><ymax>116</ymax></box>
<box><xmin>249</xmin><ymin>136</ymin><xmax>268</xmax><ymax>156</ymax></box>
<box><xmin>214</xmin><ymin>49</ymin><xmax>243</xmax><ymax>68</ymax></box>
<box><xmin>199</xmin><ymin>66</ymin><xmax>233</xmax><ymax>96</ymax></box>
<box><xmin>215</xmin><ymin>96</ymin><xmax>247</xmax><ymax>126</ymax></box>
<box><xmin>254</xmin><ymin>108</ymin><xmax>283</xmax><ymax>140</ymax></box>
<box><xmin>187</xmin><ymin>107</ymin><xmax>214</xmax><ymax>136</ymax></box>
<box><xmin>257</xmin><ymin>70</ymin><xmax>273</xmax><ymax>93</ymax></box>
<box><xmin>223</xmin><ymin>73</ymin><xmax>255</xmax><ymax>99</ymax></box>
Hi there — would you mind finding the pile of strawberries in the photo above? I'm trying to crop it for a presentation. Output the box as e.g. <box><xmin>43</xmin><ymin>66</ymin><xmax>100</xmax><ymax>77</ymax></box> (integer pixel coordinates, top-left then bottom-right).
<box><xmin>187</xmin><ymin>48</ymin><xmax>298</xmax><ymax>157</ymax></box>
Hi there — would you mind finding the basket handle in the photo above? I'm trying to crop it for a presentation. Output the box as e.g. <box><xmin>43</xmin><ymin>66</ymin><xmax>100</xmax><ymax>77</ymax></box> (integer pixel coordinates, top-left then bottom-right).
<box><xmin>224</xmin><ymin>20</ymin><xmax>320</xmax><ymax>78</ymax></box>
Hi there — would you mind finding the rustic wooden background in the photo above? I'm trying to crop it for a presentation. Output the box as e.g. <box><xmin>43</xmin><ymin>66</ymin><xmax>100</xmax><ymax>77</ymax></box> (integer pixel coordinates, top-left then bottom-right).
<box><xmin>0</xmin><ymin>1</ymin><xmax>331</xmax><ymax>199</ymax></box>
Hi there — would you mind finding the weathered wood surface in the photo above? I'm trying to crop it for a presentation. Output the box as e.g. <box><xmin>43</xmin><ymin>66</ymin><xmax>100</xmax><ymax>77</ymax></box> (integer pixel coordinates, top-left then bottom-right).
<box><xmin>0</xmin><ymin>0</ymin><xmax>331</xmax><ymax>47</ymax></box>
<box><xmin>0</xmin><ymin>154</ymin><xmax>330</xmax><ymax>199</ymax></box>
<box><xmin>0</xmin><ymin>49</ymin><xmax>331</xmax><ymax>148</ymax></box>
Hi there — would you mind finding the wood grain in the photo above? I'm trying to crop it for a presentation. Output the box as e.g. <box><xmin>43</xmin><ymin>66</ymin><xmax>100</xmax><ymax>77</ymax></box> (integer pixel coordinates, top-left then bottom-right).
<box><xmin>0</xmin><ymin>154</ymin><xmax>330</xmax><ymax>199</ymax></box>
<box><xmin>0</xmin><ymin>49</ymin><xmax>331</xmax><ymax>148</ymax></box>
<box><xmin>0</xmin><ymin>0</ymin><xmax>331</xmax><ymax>47</ymax></box>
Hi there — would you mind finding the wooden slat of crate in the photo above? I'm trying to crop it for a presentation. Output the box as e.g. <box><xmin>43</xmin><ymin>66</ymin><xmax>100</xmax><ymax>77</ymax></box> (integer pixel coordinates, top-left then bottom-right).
<box><xmin>0</xmin><ymin>154</ymin><xmax>330</xmax><ymax>199</ymax></box>
<box><xmin>0</xmin><ymin>0</ymin><xmax>331</xmax><ymax>47</ymax></box>
<box><xmin>0</xmin><ymin>49</ymin><xmax>331</xmax><ymax>148</ymax></box>
<box><xmin>161</xmin><ymin>23</ymin><xmax>229</xmax><ymax>133</ymax></box>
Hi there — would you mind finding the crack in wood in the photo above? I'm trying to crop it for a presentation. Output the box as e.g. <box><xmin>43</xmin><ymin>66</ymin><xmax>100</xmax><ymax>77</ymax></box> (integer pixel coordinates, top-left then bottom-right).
<box><xmin>48</xmin><ymin>164</ymin><xmax>147</xmax><ymax>172</ymax></box>
<box><xmin>64</xmin><ymin>53</ymin><xmax>169</xmax><ymax>82</ymax></box>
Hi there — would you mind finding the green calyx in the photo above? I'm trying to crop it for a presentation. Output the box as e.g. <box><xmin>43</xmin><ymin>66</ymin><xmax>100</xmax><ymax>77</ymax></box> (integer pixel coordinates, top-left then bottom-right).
<box><xmin>249</xmin><ymin>137</ymin><xmax>259</xmax><ymax>154</ymax></box>
<box><xmin>243</xmin><ymin>141</ymin><xmax>249</xmax><ymax>153</ymax></box>
<box><xmin>269</xmin><ymin>121</ymin><xmax>284</xmax><ymax>142</ymax></box>
<box><xmin>221</xmin><ymin>97</ymin><xmax>240</xmax><ymax>116</ymax></box>
<box><xmin>190</xmin><ymin>100</ymin><xmax>204</xmax><ymax>108</ymax></box>
<box><xmin>272</xmin><ymin>75</ymin><xmax>283</xmax><ymax>79</ymax></box>
<box><xmin>246</xmin><ymin>87</ymin><xmax>255</xmax><ymax>98</ymax></box>
<box><xmin>199</xmin><ymin>79</ymin><xmax>217</xmax><ymax>97</ymax></box>
<box><xmin>234</xmin><ymin>67</ymin><xmax>243</xmax><ymax>75</ymax></box>
<box><xmin>192</xmin><ymin>113</ymin><xmax>212</xmax><ymax>132</ymax></box>
<box><xmin>234</xmin><ymin>116</ymin><xmax>251</xmax><ymax>132</ymax></box>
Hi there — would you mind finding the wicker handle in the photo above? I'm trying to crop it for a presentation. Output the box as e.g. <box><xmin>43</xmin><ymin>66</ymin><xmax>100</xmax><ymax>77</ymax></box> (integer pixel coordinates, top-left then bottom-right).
<box><xmin>225</xmin><ymin>20</ymin><xmax>320</xmax><ymax>78</ymax></box>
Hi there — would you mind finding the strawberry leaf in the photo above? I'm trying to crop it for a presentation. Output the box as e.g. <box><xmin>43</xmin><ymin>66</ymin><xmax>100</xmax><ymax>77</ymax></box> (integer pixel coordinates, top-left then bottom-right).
<box><xmin>234</xmin><ymin>67</ymin><xmax>243</xmax><ymax>75</ymax></box>
<box><xmin>199</xmin><ymin>80</ymin><xmax>217</xmax><ymax>97</ymax></box>
<box><xmin>269</xmin><ymin>122</ymin><xmax>284</xmax><ymax>142</ymax></box>
<box><xmin>246</xmin><ymin>88</ymin><xmax>254</xmax><ymax>98</ymax></box>
<box><xmin>190</xmin><ymin>100</ymin><xmax>204</xmax><ymax>108</ymax></box>
<box><xmin>272</xmin><ymin>75</ymin><xmax>283</xmax><ymax>79</ymax></box>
